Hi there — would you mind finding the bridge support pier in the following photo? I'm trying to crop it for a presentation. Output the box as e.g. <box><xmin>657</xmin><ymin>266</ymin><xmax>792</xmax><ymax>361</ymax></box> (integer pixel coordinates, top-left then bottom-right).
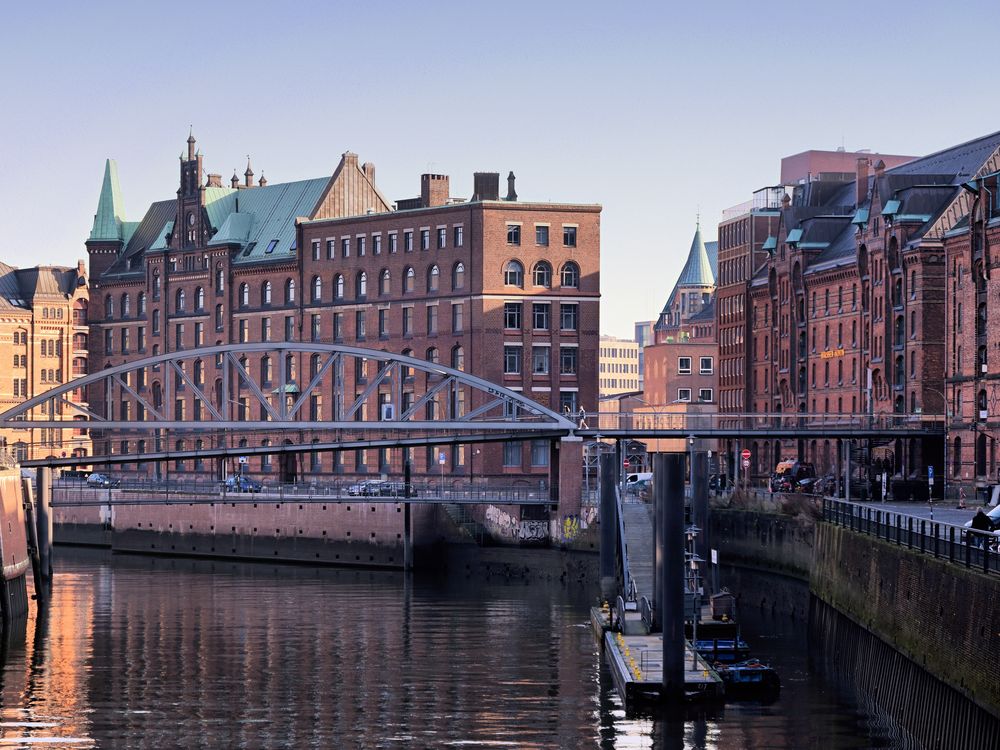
<box><xmin>37</xmin><ymin>467</ymin><xmax>52</xmax><ymax>582</ymax></box>
<box><xmin>554</xmin><ymin>437</ymin><xmax>583</xmax><ymax>517</ymax></box>
<box><xmin>691</xmin><ymin>451</ymin><xmax>710</xmax><ymax>594</ymax></box>
<box><xmin>403</xmin><ymin>460</ymin><xmax>413</xmax><ymax>571</ymax></box>
<box><xmin>657</xmin><ymin>453</ymin><xmax>686</xmax><ymax>700</ymax></box>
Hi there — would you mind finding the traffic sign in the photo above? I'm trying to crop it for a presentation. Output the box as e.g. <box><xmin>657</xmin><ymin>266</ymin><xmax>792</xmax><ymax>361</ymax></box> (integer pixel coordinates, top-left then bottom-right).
<box><xmin>741</xmin><ymin>449</ymin><xmax>751</xmax><ymax>460</ymax></box>
<box><xmin>438</xmin><ymin>452</ymin><xmax>446</xmax><ymax>465</ymax></box>
<box><xmin>623</xmin><ymin>459</ymin><xmax>630</xmax><ymax>468</ymax></box>
<box><xmin>741</xmin><ymin>458</ymin><xmax>750</xmax><ymax>469</ymax></box>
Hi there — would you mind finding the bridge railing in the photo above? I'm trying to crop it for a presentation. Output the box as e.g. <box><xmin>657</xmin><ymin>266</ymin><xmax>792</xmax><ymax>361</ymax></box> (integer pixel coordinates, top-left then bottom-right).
<box><xmin>823</xmin><ymin>498</ymin><xmax>1000</xmax><ymax>575</ymax></box>
<box><xmin>582</xmin><ymin>411</ymin><xmax>946</xmax><ymax>434</ymax></box>
<box><xmin>50</xmin><ymin>477</ymin><xmax>553</xmax><ymax>506</ymax></box>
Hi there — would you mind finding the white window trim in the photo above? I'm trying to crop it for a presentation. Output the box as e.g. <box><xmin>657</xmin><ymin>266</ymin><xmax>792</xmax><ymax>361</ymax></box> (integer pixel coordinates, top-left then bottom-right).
<box><xmin>677</xmin><ymin>388</ymin><xmax>692</xmax><ymax>402</ymax></box>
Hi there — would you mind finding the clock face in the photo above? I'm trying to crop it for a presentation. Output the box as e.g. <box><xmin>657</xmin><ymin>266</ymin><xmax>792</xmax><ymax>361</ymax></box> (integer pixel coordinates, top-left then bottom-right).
<box><xmin>187</xmin><ymin>212</ymin><xmax>195</xmax><ymax>227</ymax></box>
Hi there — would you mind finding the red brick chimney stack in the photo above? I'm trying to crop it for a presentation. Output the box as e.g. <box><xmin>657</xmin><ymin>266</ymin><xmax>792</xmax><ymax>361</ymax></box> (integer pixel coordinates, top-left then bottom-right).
<box><xmin>856</xmin><ymin>157</ymin><xmax>870</xmax><ymax>205</ymax></box>
<box><xmin>420</xmin><ymin>174</ymin><xmax>450</xmax><ymax>207</ymax></box>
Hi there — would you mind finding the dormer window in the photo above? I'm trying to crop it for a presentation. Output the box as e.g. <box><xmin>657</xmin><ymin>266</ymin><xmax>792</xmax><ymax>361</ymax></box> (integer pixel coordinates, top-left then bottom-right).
<box><xmin>265</xmin><ymin>239</ymin><xmax>279</xmax><ymax>254</ymax></box>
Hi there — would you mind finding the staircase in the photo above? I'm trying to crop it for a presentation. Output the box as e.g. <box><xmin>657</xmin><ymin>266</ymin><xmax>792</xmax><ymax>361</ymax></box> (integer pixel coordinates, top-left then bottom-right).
<box><xmin>442</xmin><ymin>503</ymin><xmax>487</xmax><ymax>544</ymax></box>
<box><xmin>621</xmin><ymin>502</ymin><xmax>655</xmax><ymax>600</ymax></box>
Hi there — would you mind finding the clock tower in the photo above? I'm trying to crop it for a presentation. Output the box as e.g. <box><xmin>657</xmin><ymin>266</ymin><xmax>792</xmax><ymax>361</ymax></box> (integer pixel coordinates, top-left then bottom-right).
<box><xmin>176</xmin><ymin>130</ymin><xmax>206</xmax><ymax>249</ymax></box>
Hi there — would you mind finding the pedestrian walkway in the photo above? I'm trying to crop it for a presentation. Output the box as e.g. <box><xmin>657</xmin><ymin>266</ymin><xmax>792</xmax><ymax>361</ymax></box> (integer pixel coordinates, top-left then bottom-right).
<box><xmin>622</xmin><ymin>500</ymin><xmax>654</xmax><ymax>599</ymax></box>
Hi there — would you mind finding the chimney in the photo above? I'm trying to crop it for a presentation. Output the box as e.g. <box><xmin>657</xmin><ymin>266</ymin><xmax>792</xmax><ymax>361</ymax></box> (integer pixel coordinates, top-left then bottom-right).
<box><xmin>856</xmin><ymin>157</ymin><xmax>869</xmax><ymax>205</ymax></box>
<box><xmin>420</xmin><ymin>174</ymin><xmax>450</xmax><ymax>207</ymax></box>
<box><xmin>505</xmin><ymin>171</ymin><xmax>517</xmax><ymax>201</ymax></box>
<box><xmin>471</xmin><ymin>172</ymin><xmax>500</xmax><ymax>202</ymax></box>
<box><xmin>362</xmin><ymin>162</ymin><xmax>375</xmax><ymax>183</ymax></box>
<box><xmin>206</xmin><ymin>173</ymin><xmax>223</xmax><ymax>188</ymax></box>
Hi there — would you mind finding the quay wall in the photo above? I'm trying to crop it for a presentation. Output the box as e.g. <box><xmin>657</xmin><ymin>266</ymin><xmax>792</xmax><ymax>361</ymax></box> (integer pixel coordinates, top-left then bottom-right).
<box><xmin>709</xmin><ymin>508</ymin><xmax>814</xmax><ymax>581</ymax></box>
<box><xmin>811</xmin><ymin>522</ymin><xmax>1000</xmax><ymax>720</ymax></box>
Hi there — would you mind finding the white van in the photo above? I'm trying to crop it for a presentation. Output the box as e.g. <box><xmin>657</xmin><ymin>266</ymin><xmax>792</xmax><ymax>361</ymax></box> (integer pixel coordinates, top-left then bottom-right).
<box><xmin>626</xmin><ymin>472</ymin><xmax>653</xmax><ymax>491</ymax></box>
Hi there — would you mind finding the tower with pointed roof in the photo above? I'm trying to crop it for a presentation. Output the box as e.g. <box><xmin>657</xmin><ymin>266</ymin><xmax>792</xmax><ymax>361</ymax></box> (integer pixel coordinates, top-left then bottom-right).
<box><xmin>86</xmin><ymin>159</ymin><xmax>130</xmax><ymax>282</ymax></box>
<box><xmin>653</xmin><ymin>221</ymin><xmax>717</xmax><ymax>342</ymax></box>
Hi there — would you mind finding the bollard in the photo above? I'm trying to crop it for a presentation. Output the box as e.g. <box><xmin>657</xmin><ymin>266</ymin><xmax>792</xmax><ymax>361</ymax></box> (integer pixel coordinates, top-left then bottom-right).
<box><xmin>656</xmin><ymin>453</ymin><xmax>686</xmax><ymax>701</ymax></box>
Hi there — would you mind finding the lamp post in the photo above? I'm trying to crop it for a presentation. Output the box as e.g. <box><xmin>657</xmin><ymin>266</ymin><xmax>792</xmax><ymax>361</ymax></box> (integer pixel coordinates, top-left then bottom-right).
<box><xmin>921</xmin><ymin>385</ymin><xmax>949</xmax><ymax>504</ymax></box>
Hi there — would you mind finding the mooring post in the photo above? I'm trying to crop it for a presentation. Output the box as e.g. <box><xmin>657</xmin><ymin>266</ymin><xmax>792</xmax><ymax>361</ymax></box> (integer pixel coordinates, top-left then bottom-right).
<box><xmin>37</xmin><ymin>467</ymin><xmax>53</xmax><ymax>581</ymax></box>
<box><xmin>403</xmin><ymin>460</ymin><xmax>413</xmax><ymax>572</ymax></box>
<box><xmin>691</xmin><ymin>451</ymin><xmax>709</xmax><ymax>595</ymax></box>
<box><xmin>22</xmin><ymin>478</ymin><xmax>44</xmax><ymax>600</ymax></box>
<box><xmin>654</xmin><ymin>458</ymin><xmax>665</xmax><ymax>630</ymax></box>
<box><xmin>599</xmin><ymin>453</ymin><xmax>617</xmax><ymax>602</ymax></box>
<box><xmin>658</xmin><ymin>453</ymin><xmax>686</xmax><ymax>700</ymax></box>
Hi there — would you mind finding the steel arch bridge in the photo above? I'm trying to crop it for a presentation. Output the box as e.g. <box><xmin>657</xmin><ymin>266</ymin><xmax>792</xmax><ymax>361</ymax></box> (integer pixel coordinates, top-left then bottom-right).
<box><xmin>0</xmin><ymin>343</ymin><xmax>576</xmax><ymax>449</ymax></box>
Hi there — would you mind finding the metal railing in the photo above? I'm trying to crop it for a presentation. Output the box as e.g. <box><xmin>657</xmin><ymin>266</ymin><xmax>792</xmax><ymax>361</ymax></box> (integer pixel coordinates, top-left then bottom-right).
<box><xmin>50</xmin><ymin>478</ymin><xmax>553</xmax><ymax>507</ymax></box>
<box><xmin>583</xmin><ymin>411</ymin><xmax>946</xmax><ymax>435</ymax></box>
<box><xmin>823</xmin><ymin>498</ymin><xmax>1000</xmax><ymax>575</ymax></box>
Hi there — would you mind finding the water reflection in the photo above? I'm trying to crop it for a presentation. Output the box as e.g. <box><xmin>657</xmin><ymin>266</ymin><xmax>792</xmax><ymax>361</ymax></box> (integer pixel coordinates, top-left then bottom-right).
<box><xmin>0</xmin><ymin>550</ymin><xmax>948</xmax><ymax>748</ymax></box>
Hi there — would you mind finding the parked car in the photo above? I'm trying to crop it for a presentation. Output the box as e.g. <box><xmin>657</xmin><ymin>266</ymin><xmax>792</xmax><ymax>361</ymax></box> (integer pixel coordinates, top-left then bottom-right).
<box><xmin>965</xmin><ymin>505</ymin><xmax>1000</xmax><ymax>548</ymax></box>
<box><xmin>377</xmin><ymin>481</ymin><xmax>419</xmax><ymax>498</ymax></box>
<box><xmin>347</xmin><ymin>480</ymin><xmax>382</xmax><ymax>497</ymax></box>
<box><xmin>224</xmin><ymin>475</ymin><xmax>263</xmax><ymax>493</ymax></box>
<box><xmin>87</xmin><ymin>473</ymin><xmax>121</xmax><ymax>489</ymax></box>
<box><xmin>769</xmin><ymin>461</ymin><xmax>816</xmax><ymax>492</ymax></box>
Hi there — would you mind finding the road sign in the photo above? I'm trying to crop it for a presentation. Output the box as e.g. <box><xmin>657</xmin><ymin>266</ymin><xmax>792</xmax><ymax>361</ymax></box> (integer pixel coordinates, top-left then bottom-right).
<box><xmin>238</xmin><ymin>456</ymin><xmax>249</xmax><ymax>465</ymax></box>
<box><xmin>741</xmin><ymin>458</ymin><xmax>750</xmax><ymax>469</ymax></box>
<box><xmin>928</xmin><ymin>465</ymin><xmax>934</xmax><ymax>487</ymax></box>
<box><xmin>623</xmin><ymin>459</ymin><xmax>630</xmax><ymax>468</ymax></box>
<box><xmin>438</xmin><ymin>452</ymin><xmax>446</xmax><ymax>465</ymax></box>
<box><xmin>741</xmin><ymin>449</ymin><xmax>751</xmax><ymax>460</ymax></box>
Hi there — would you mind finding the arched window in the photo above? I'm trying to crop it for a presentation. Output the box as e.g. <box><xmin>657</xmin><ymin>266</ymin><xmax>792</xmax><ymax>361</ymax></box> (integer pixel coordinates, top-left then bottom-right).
<box><xmin>380</xmin><ymin>269</ymin><xmax>391</xmax><ymax>295</ymax></box>
<box><xmin>216</xmin><ymin>266</ymin><xmax>225</xmax><ymax>292</ymax></box>
<box><xmin>451</xmin><ymin>345</ymin><xmax>465</xmax><ymax>371</ymax></box>
<box><xmin>121</xmin><ymin>294</ymin><xmax>130</xmax><ymax>318</ymax></box>
<box><xmin>105</xmin><ymin>294</ymin><xmax>114</xmax><ymax>319</ymax></box>
<box><xmin>504</xmin><ymin>260</ymin><xmax>524</xmax><ymax>287</ymax></box>
<box><xmin>894</xmin><ymin>316</ymin><xmax>904</xmax><ymax>347</ymax></box>
<box><xmin>195</xmin><ymin>287</ymin><xmax>204</xmax><ymax>311</ymax></box>
<box><xmin>404</xmin><ymin>267</ymin><xmax>415</xmax><ymax>293</ymax></box>
<box><xmin>426</xmin><ymin>347</ymin><xmax>439</xmax><ymax>364</ymax></box>
<box><xmin>262</xmin><ymin>281</ymin><xmax>272</xmax><ymax>305</ymax></box>
<box><xmin>954</xmin><ymin>436</ymin><xmax>962</xmax><ymax>476</ymax></box>
<box><xmin>532</xmin><ymin>261</ymin><xmax>552</xmax><ymax>287</ymax></box>
<box><xmin>561</xmin><ymin>261</ymin><xmax>580</xmax><ymax>288</ymax></box>
<box><xmin>310</xmin><ymin>353</ymin><xmax>321</xmax><ymax>378</ymax></box>
<box><xmin>312</xmin><ymin>276</ymin><xmax>322</xmax><ymax>302</ymax></box>
<box><xmin>335</xmin><ymin>274</ymin><xmax>345</xmax><ymax>299</ymax></box>
<box><xmin>356</xmin><ymin>271</ymin><xmax>367</xmax><ymax>298</ymax></box>
<box><xmin>175</xmin><ymin>288</ymin><xmax>185</xmax><ymax>312</ymax></box>
<box><xmin>239</xmin><ymin>283</ymin><xmax>249</xmax><ymax>308</ymax></box>
<box><xmin>427</xmin><ymin>265</ymin><xmax>440</xmax><ymax>292</ymax></box>
<box><xmin>285</xmin><ymin>278</ymin><xmax>295</xmax><ymax>304</ymax></box>
<box><xmin>453</xmin><ymin>262</ymin><xmax>465</xmax><ymax>290</ymax></box>
<box><xmin>152</xmin><ymin>308</ymin><xmax>160</xmax><ymax>333</ymax></box>
<box><xmin>138</xmin><ymin>292</ymin><xmax>146</xmax><ymax>315</ymax></box>
<box><xmin>194</xmin><ymin>359</ymin><xmax>204</xmax><ymax>385</ymax></box>
<box><xmin>152</xmin><ymin>272</ymin><xmax>161</xmax><ymax>300</ymax></box>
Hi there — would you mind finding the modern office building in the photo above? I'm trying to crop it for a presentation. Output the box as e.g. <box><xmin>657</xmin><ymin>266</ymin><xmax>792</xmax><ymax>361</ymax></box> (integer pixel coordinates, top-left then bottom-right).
<box><xmin>598</xmin><ymin>335</ymin><xmax>640</xmax><ymax>397</ymax></box>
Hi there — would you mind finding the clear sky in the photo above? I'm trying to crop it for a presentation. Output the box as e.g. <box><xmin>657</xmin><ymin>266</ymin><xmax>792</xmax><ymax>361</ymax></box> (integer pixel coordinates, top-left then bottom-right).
<box><xmin>1</xmin><ymin>1</ymin><xmax>998</xmax><ymax>338</ymax></box>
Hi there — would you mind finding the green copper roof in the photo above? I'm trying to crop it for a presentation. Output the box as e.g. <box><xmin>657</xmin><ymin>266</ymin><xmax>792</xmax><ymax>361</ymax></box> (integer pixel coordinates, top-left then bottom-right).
<box><xmin>675</xmin><ymin>224</ymin><xmax>715</xmax><ymax>287</ymax></box>
<box><xmin>786</xmin><ymin>228</ymin><xmax>803</xmax><ymax>244</ymax></box>
<box><xmin>89</xmin><ymin>159</ymin><xmax>127</xmax><ymax>241</ymax></box>
<box><xmin>149</xmin><ymin>220</ymin><xmax>173</xmax><ymax>251</ymax></box>
<box><xmin>852</xmin><ymin>207</ymin><xmax>869</xmax><ymax>225</ymax></box>
<box><xmin>208</xmin><ymin>212</ymin><xmax>253</xmax><ymax>246</ymax></box>
<box><xmin>881</xmin><ymin>199</ymin><xmax>901</xmax><ymax>216</ymax></box>
<box><xmin>762</xmin><ymin>236</ymin><xmax>777</xmax><ymax>251</ymax></box>
<box><xmin>204</xmin><ymin>186</ymin><xmax>237</xmax><ymax>230</ymax></box>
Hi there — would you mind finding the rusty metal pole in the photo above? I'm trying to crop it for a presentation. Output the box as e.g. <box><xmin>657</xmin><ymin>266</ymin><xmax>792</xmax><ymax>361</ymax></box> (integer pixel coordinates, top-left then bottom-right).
<box><xmin>659</xmin><ymin>453</ymin><xmax>686</xmax><ymax>699</ymax></box>
<box><xmin>403</xmin><ymin>459</ymin><xmax>413</xmax><ymax>571</ymax></box>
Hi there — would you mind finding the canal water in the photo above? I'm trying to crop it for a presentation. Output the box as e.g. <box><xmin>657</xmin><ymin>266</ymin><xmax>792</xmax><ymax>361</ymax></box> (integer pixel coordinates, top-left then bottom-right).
<box><xmin>0</xmin><ymin>549</ymin><xmax>925</xmax><ymax>748</ymax></box>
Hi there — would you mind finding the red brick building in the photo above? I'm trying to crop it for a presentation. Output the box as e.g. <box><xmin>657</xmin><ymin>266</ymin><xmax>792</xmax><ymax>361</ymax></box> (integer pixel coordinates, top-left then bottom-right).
<box><xmin>87</xmin><ymin>135</ymin><xmax>600</xmax><ymax>486</ymax></box>
<box><xmin>739</xmin><ymin>131</ymin><xmax>1000</xmax><ymax>494</ymax></box>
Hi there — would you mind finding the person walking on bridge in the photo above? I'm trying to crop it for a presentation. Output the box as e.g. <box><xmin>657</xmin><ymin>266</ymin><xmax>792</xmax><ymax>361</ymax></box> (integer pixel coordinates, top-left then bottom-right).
<box><xmin>578</xmin><ymin>406</ymin><xmax>589</xmax><ymax>430</ymax></box>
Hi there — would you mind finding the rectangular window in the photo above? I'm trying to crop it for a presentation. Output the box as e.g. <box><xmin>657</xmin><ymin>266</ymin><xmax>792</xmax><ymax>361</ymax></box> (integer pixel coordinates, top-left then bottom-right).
<box><xmin>504</xmin><ymin>345</ymin><xmax>522</xmax><ymax>375</ymax></box>
<box><xmin>437</xmin><ymin>228</ymin><xmax>446</xmax><ymax>249</ymax></box>
<box><xmin>341</xmin><ymin>238</ymin><xmax>350</xmax><ymax>258</ymax></box>
<box><xmin>239</xmin><ymin>319</ymin><xmax>248</xmax><ymax>343</ymax></box>
<box><xmin>560</xmin><ymin>346</ymin><xmax>578</xmax><ymax>375</ymax></box>
<box><xmin>311</xmin><ymin>314</ymin><xmax>321</xmax><ymax>341</ymax></box>
<box><xmin>195</xmin><ymin>322</ymin><xmax>204</xmax><ymax>346</ymax></box>
<box><xmin>326</xmin><ymin>239</ymin><xmax>335</xmax><ymax>259</ymax></box>
<box><xmin>563</xmin><ymin>226</ymin><xmax>577</xmax><ymax>247</ymax></box>
<box><xmin>389</xmin><ymin>233</ymin><xmax>398</xmax><ymax>254</ymax></box>
<box><xmin>531</xmin><ymin>440</ymin><xmax>550</xmax><ymax>467</ymax></box>
<box><xmin>404</xmin><ymin>231</ymin><xmax>413</xmax><ymax>252</ymax></box>
<box><xmin>699</xmin><ymin>388</ymin><xmax>713</xmax><ymax>402</ymax></box>
<box><xmin>536</xmin><ymin>225</ymin><xmax>549</xmax><ymax>246</ymax></box>
<box><xmin>699</xmin><ymin>356</ymin><xmax>713</xmax><ymax>374</ymax></box>
<box><xmin>285</xmin><ymin>316</ymin><xmax>295</xmax><ymax>341</ymax></box>
<box><xmin>358</xmin><ymin>236</ymin><xmax>366</xmax><ymax>257</ymax></box>
<box><xmin>559</xmin><ymin>391</ymin><xmax>578</xmax><ymax>413</ymax></box>
<box><xmin>507</xmin><ymin>224</ymin><xmax>521</xmax><ymax>245</ymax></box>
<box><xmin>175</xmin><ymin>323</ymin><xmax>184</xmax><ymax>349</ymax></box>
<box><xmin>378</xmin><ymin>308</ymin><xmax>388</xmax><ymax>337</ymax></box>
<box><xmin>560</xmin><ymin>303</ymin><xmax>578</xmax><ymax>331</ymax></box>
<box><xmin>532</xmin><ymin>346</ymin><xmax>550</xmax><ymax>375</ymax></box>
<box><xmin>420</xmin><ymin>229</ymin><xmax>430</xmax><ymax>250</ymax></box>
<box><xmin>451</xmin><ymin>303</ymin><xmax>463</xmax><ymax>333</ymax></box>
<box><xmin>532</xmin><ymin>303</ymin><xmax>550</xmax><ymax>330</ymax></box>
<box><xmin>503</xmin><ymin>441</ymin><xmax>521</xmax><ymax>467</ymax></box>
<box><xmin>333</xmin><ymin>312</ymin><xmax>344</xmax><ymax>340</ymax></box>
<box><xmin>355</xmin><ymin>310</ymin><xmax>366</xmax><ymax>340</ymax></box>
<box><xmin>453</xmin><ymin>226</ymin><xmax>463</xmax><ymax>247</ymax></box>
<box><xmin>426</xmin><ymin>305</ymin><xmax>438</xmax><ymax>334</ymax></box>
<box><xmin>138</xmin><ymin>326</ymin><xmax>146</xmax><ymax>352</ymax></box>
<box><xmin>104</xmin><ymin>329</ymin><xmax>113</xmax><ymax>353</ymax></box>
<box><xmin>311</xmin><ymin>240</ymin><xmax>320</xmax><ymax>261</ymax></box>
<box><xmin>120</xmin><ymin>329</ymin><xmax>130</xmax><ymax>354</ymax></box>
<box><xmin>504</xmin><ymin>302</ymin><xmax>522</xmax><ymax>330</ymax></box>
<box><xmin>403</xmin><ymin>307</ymin><xmax>413</xmax><ymax>335</ymax></box>
<box><xmin>677</xmin><ymin>388</ymin><xmax>692</xmax><ymax>402</ymax></box>
<box><xmin>678</xmin><ymin>357</ymin><xmax>692</xmax><ymax>374</ymax></box>
<box><xmin>373</xmin><ymin>235</ymin><xmax>382</xmax><ymax>255</ymax></box>
<box><xmin>261</xmin><ymin>317</ymin><xmax>271</xmax><ymax>342</ymax></box>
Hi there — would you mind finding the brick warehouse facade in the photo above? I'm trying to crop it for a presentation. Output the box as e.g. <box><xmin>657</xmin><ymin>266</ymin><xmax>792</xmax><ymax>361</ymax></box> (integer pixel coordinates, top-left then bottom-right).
<box><xmin>86</xmin><ymin>136</ymin><xmax>600</xmax><ymax>491</ymax></box>
<box><xmin>731</xmin><ymin>130</ymin><xmax>1000</xmax><ymax>497</ymax></box>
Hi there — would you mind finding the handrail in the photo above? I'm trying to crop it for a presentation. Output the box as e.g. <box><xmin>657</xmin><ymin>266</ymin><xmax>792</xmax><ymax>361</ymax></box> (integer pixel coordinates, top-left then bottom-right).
<box><xmin>615</xmin><ymin>485</ymin><xmax>634</xmax><ymax>601</ymax></box>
